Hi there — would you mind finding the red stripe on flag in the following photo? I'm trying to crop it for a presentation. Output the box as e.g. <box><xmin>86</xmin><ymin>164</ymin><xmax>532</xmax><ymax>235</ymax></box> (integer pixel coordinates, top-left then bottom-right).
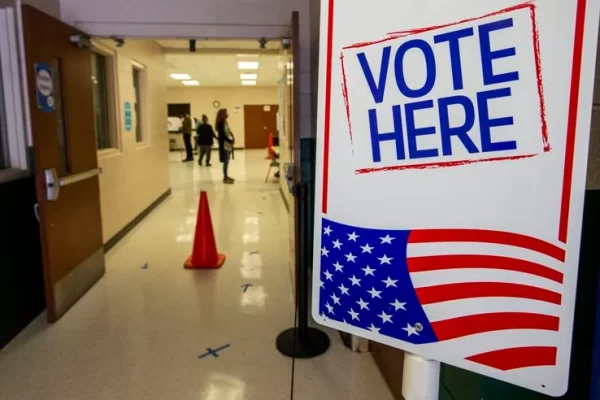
<box><xmin>432</xmin><ymin>312</ymin><xmax>559</xmax><ymax>341</ymax></box>
<box><xmin>407</xmin><ymin>255</ymin><xmax>564</xmax><ymax>283</ymax></box>
<box><xmin>466</xmin><ymin>346</ymin><xmax>558</xmax><ymax>371</ymax></box>
<box><xmin>408</xmin><ymin>229</ymin><xmax>565</xmax><ymax>262</ymax></box>
<box><xmin>416</xmin><ymin>282</ymin><xmax>562</xmax><ymax>305</ymax></box>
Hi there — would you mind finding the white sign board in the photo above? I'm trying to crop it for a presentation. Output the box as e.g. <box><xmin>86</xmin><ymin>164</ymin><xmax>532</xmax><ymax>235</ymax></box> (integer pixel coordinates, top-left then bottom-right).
<box><xmin>312</xmin><ymin>0</ymin><xmax>600</xmax><ymax>396</ymax></box>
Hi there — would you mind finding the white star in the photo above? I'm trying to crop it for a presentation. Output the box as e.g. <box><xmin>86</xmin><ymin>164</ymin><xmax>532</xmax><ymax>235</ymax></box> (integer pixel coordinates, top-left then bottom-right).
<box><xmin>378</xmin><ymin>254</ymin><xmax>393</xmax><ymax>265</ymax></box>
<box><xmin>380</xmin><ymin>234</ymin><xmax>395</xmax><ymax>244</ymax></box>
<box><xmin>331</xmin><ymin>293</ymin><xmax>341</xmax><ymax>305</ymax></box>
<box><xmin>325</xmin><ymin>303</ymin><xmax>334</xmax><ymax>314</ymax></box>
<box><xmin>378</xmin><ymin>311</ymin><xmax>393</xmax><ymax>324</ymax></box>
<box><xmin>348</xmin><ymin>275</ymin><xmax>362</xmax><ymax>286</ymax></box>
<box><xmin>382</xmin><ymin>277</ymin><xmax>398</xmax><ymax>288</ymax></box>
<box><xmin>368</xmin><ymin>287</ymin><xmax>382</xmax><ymax>299</ymax></box>
<box><xmin>338</xmin><ymin>284</ymin><xmax>350</xmax><ymax>296</ymax></box>
<box><xmin>402</xmin><ymin>323</ymin><xmax>420</xmax><ymax>337</ymax></box>
<box><xmin>360</xmin><ymin>243</ymin><xmax>374</xmax><ymax>253</ymax></box>
<box><xmin>348</xmin><ymin>308</ymin><xmax>360</xmax><ymax>321</ymax></box>
<box><xmin>345</xmin><ymin>252</ymin><xmax>357</xmax><ymax>263</ymax></box>
<box><xmin>319</xmin><ymin>280</ymin><xmax>324</xmax><ymax>289</ymax></box>
<box><xmin>368</xmin><ymin>324</ymin><xmax>380</xmax><ymax>333</ymax></box>
<box><xmin>324</xmin><ymin>270</ymin><xmax>333</xmax><ymax>281</ymax></box>
<box><xmin>347</xmin><ymin>232</ymin><xmax>360</xmax><ymax>242</ymax></box>
<box><xmin>356</xmin><ymin>298</ymin><xmax>370</xmax><ymax>310</ymax></box>
<box><xmin>332</xmin><ymin>239</ymin><xmax>343</xmax><ymax>249</ymax></box>
<box><xmin>362</xmin><ymin>265</ymin><xmax>376</xmax><ymax>276</ymax></box>
<box><xmin>324</xmin><ymin>226</ymin><xmax>332</xmax><ymax>236</ymax></box>
<box><xmin>333</xmin><ymin>261</ymin><xmax>344</xmax><ymax>272</ymax></box>
<box><xmin>391</xmin><ymin>299</ymin><xmax>407</xmax><ymax>311</ymax></box>
<box><xmin>321</xmin><ymin>247</ymin><xmax>330</xmax><ymax>257</ymax></box>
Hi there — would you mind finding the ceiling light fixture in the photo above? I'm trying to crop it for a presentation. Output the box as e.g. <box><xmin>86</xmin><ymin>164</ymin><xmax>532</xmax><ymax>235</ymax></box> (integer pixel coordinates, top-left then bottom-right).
<box><xmin>237</xmin><ymin>54</ymin><xmax>259</xmax><ymax>59</ymax></box>
<box><xmin>240</xmin><ymin>73</ymin><xmax>257</xmax><ymax>80</ymax></box>
<box><xmin>170</xmin><ymin>73</ymin><xmax>192</xmax><ymax>80</ymax></box>
<box><xmin>241</xmin><ymin>80</ymin><xmax>257</xmax><ymax>86</ymax></box>
<box><xmin>237</xmin><ymin>61</ymin><xmax>259</xmax><ymax>70</ymax></box>
<box><xmin>182</xmin><ymin>80</ymin><xmax>200</xmax><ymax>86</ymax></box>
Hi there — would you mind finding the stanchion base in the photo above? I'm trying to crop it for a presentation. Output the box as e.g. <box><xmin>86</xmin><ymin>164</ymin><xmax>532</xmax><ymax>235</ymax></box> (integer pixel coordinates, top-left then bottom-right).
<box><xmin>276</xmin><ymin>327</ymin><xmax>330</xmax><ymax>359</ymax></box>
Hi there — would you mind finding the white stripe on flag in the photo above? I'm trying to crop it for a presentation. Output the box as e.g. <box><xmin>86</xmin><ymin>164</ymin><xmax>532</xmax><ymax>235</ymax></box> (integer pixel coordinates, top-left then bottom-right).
<box><xmin>406</xmin><ymin>242</ymin><xmax>563</xmax><ymax>272</ymax></box>
<box><xmin>422</xmin><ymin>297</ymin><xmax>562</xmax><ymax>323</ymax></box>
<box><xmin>409</xmin><ymin>268</ymin><xmax>562</xmax><ymax>293</ymax></box>
<box><xmin>421</xmin><ymin>329</ymin><xmax>559</xmax><ymax>359</ymax></box>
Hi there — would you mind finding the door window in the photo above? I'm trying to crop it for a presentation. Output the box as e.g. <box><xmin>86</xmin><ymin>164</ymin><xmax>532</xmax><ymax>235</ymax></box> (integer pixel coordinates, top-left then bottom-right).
<box><xmin>91</xmin><ymin>52</ymin><xmax>113</xmax><ymax>150</ymax></box>
<box><xmin>132</xmin><ymin>65</ymin><xmax>144</xmax><ymax>143</ymax></box>
<box><xmin>51</xmin><ymin>57</ymin><xmax>70</xmax><ymax>175</ymax></box>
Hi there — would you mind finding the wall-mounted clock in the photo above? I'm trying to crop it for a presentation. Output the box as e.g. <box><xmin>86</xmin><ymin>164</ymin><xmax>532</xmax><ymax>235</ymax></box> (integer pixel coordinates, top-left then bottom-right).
<box><xmin>212</xmin><ymin>100</ymin><xmax>221</xmax><ymax>109</ymax></box>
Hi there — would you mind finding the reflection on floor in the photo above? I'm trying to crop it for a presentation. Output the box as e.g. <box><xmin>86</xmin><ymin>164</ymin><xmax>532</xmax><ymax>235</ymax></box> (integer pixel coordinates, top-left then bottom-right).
<box><xmin>0</xmin><ymin>150</ymin><xmax>393</xmax><ymax>400</ymax></box>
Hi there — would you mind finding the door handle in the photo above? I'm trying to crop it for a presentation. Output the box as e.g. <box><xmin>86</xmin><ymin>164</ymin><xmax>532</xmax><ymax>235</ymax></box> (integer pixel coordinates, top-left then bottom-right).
<box><xmin>45</xmin><ymin>167</ymin><xmax>102</xmax><ymax>201</ymax></box>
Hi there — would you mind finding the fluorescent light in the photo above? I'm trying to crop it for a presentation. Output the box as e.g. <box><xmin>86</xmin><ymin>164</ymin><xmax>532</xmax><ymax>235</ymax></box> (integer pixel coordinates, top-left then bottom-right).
<box><xmin>240</xmin><ymin>73</ymin><xmax>257</xmax><ymax>80</ymax></box>
<box><xmin>170</xmin><ymin>73</ymin><xmax>192</xmax><ymax>80</ymax></box>
<box><xmin>238</xmin><ymin>61</ymin><xmax>259</xmax><ymax>70</ymax></box>
<box><xmin>182</xmin><ymin>80</ymin><xmax>200</xmax><ymax>86</ymax></box>
<box><xmin>241</xmin><ymin>80</ymin><xmax>256</xmax><ymax>86</ymax></box>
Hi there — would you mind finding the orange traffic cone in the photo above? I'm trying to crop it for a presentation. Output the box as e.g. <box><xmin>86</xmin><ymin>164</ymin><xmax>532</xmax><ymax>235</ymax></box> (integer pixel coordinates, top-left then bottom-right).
<box><xmin>184</xmin><ymin>191</ymin><xmax>226</xmax><ymax>269</ymax></box>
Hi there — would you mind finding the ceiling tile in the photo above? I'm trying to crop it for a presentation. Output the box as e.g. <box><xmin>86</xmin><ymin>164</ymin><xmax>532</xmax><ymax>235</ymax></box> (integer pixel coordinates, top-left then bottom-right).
<box><xmin>165</xmin><ymin>52</ymin><xmax>281</xmax><ymax>87</ymax></box>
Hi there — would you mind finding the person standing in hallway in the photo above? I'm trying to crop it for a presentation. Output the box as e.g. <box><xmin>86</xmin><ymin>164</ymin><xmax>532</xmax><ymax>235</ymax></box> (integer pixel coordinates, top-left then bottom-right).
<box><xmin>216</xmin><ymin>109</ymin><xmax>235</xmax><ymax>184</ymax></box>
<box><xmin>196</xmin><ymin>114</ymin><xmax>217</xmax><ymax>166</ymax></box>
<box><xmin>181</xmin><ymin>114</ymin><xmax>194</xmax><ymax>162</ymax></box>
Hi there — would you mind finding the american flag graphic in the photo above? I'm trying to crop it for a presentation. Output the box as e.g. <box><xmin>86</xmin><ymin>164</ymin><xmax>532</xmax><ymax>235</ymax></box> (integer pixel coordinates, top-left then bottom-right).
<box><xmin>318</xmin><ymin>218</ymin><xmax>566</xmax><ymax>371</ymax></box>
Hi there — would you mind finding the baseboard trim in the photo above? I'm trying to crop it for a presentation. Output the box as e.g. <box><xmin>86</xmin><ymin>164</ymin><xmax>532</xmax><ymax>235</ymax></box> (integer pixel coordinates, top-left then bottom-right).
<box><xmin>279</xmin><ymin>185</ymin><xmax>290</xmax><ymax>213</ymax></box>
<box><xmin>104</xmin><ymin>188</ymin><xmax>172</xmax><ymax>253</ymax></box>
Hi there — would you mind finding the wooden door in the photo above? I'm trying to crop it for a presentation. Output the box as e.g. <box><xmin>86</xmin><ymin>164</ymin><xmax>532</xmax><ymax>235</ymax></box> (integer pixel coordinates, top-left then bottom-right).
<box><xmin>243</xmin><ymin>104</ymin><xmax>279</xmax><ymax>149</ymax></box>
<box><xmin>22</xmin><ymin>5</ymin><xmax>104</xmax><ymax>322</ymax></box>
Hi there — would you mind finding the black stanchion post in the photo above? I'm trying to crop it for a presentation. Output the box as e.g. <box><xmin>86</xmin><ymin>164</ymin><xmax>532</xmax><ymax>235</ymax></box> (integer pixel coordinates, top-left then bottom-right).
<box><xmin>276</xmin><ymin>182</ymin><xmax>330</xmax><ymax>358</ymax></box>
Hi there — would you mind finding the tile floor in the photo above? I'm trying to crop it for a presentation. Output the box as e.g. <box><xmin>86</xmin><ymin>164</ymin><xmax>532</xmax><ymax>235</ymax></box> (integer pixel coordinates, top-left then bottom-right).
<box><xmin>0</xmin><ymin>150</ymin><xmax>394</xmax><ymax>400</ymax></box>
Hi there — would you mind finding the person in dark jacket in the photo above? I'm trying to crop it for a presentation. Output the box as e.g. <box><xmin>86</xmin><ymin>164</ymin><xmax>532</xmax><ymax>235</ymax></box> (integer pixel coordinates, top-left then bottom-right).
<box><xmin>181</xmin><ymin>114</ymin><xmax>194</xmax><ymax>162</ymax></box>
<box><xmin>215</xmin><ymin>109</ymin><xmax>235</xmax><ymax>184</ymax></box>
<box><xmin>196</xmin><ymin>114</ymin><xmax>217</xmax><ymax>166</ymax></box>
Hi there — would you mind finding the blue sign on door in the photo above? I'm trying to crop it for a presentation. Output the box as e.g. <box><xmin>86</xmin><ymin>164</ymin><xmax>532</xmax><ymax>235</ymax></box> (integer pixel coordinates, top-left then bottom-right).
<box><xmin>124</xmin><ymin>101</ymin><xmax>132</xmax><ymax>132</ymax></box>
<box><xmin>34</xmin><ymin>62</ymin><xmax>55</xmax><ymax>113</ymax></box>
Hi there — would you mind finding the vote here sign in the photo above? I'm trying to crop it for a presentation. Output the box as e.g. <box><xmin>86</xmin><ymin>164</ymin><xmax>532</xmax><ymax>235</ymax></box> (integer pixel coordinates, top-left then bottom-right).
<box><xmin>312</xmin><ymin>0</ymin><xmax>600</xmax><ymax>396</ymax></box>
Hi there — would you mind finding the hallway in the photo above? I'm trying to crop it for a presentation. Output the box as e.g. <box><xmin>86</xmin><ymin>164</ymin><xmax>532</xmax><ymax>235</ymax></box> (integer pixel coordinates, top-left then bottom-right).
<box><xmin>0</xmin><ymin>151</ymin><xmax>393</xmax><ymax>400</ymax></box>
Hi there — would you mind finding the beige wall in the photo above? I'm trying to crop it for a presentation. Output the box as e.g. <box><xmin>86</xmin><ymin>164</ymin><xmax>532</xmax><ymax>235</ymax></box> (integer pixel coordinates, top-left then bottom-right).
<box><xmin>166</xmin><ymin>86</ymin><xmax>279</xmax><ymax>148</ymax></box>
<box><xmin>94</xmin><ymin>39</ymin><xmax>170</xmax><ymax>243</ymax></box>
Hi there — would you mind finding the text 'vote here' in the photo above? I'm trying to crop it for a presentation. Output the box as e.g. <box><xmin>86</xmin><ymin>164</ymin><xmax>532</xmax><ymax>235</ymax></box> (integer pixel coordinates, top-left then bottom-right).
<box><xmin>341</xmin><ymin>6</ymin><xmax>548</xmax><ymax>173</ymax></box>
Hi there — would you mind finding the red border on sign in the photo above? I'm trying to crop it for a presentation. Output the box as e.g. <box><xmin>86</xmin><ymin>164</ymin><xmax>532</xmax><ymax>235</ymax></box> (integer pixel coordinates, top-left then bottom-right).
<box><xmin>321</xmin><ymin>0</ymin><xmax>335</xmax><ymax>214</ymax></box>
<box><xmin>321</xmin><ymin>0</ymin><xmax>587</xmax><ymax>244</ymax></box>
<box><xmin>559</xmin><ymin>0</ymin><xmax>588</xmax><ymax>243</ymax></box>
<box><xmin>342</xmin><ymin>2</ymin><xmax>549</xmax><ymax>175</ymax></box>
